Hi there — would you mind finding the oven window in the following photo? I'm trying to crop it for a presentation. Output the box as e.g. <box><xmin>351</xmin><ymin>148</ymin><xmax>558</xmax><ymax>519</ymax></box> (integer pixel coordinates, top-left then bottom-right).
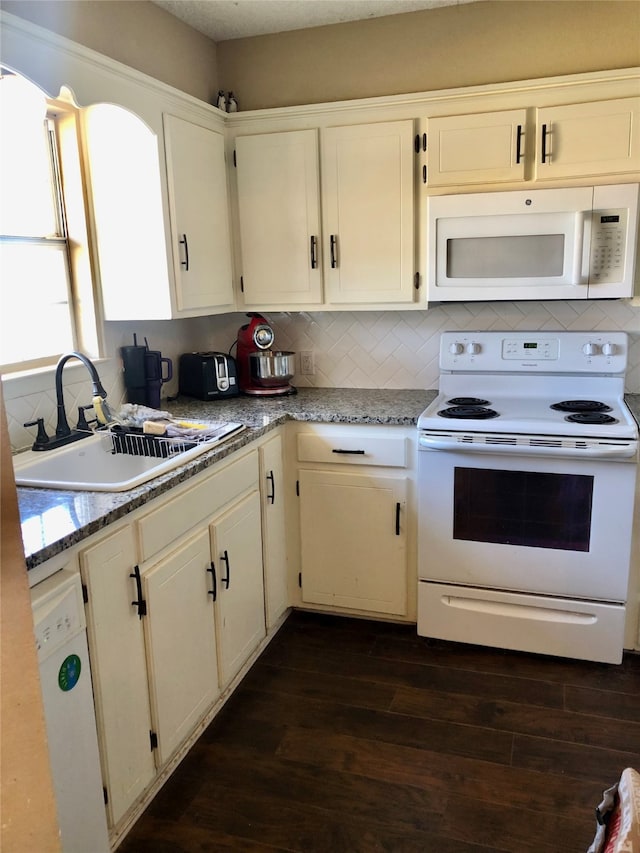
<box><xmin>453</xmin><ymin>467</ymin><xmax>593</xmax><ymax>551</ymax></box>
<box><xmin>446</xmin><ymin>234</ymin><xmax>565</xmax><ymax>278</ymax></box>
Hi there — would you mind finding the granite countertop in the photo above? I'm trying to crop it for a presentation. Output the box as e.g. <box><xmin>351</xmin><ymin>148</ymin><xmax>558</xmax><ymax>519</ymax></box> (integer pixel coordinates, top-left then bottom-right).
<box><xmin>17</xmin><ymin>388</ymin><xmax>434</xmax><ymax>570</ymax></box>
<box><xmin>16</xmin><ymin>389</ymin><xmax>640</xmax><ymax>571</ymax></box>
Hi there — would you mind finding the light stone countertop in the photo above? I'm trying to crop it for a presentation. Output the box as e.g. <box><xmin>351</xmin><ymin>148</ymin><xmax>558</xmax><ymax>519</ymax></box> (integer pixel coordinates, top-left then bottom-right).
<box><xmin>17</xmin><ymin>388</ymin><xmax>434</xmax><ymax>570</ymax></box>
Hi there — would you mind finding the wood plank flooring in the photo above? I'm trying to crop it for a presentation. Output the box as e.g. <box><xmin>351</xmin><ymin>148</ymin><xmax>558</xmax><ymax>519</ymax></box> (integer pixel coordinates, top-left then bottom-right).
<box><xmin>117</xmin><ymin>610</ymin><xmax>640</xmax><ymax>853</ymax></box>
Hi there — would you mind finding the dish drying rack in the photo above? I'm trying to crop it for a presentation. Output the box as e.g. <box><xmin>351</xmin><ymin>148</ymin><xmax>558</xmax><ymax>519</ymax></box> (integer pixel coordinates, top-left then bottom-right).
<box><xmin>99</xmin><ymin>426</ymin><xmax>203</xmax><ymax>459</ymax></box>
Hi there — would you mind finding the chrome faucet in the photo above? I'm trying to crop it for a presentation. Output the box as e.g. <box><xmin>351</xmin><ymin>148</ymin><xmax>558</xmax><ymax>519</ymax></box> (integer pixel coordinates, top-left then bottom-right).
<box><xmin>24</xmin><ymin>351</ymin><xmax>112</xmax><ymax>451</ymax></box>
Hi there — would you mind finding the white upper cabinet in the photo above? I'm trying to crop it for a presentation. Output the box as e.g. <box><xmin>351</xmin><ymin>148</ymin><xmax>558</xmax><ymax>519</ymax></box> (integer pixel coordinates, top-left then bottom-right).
<box><xmin>84</xmin><ymin>104</ymin><xmax>174</xmax><ymax>320</ymax></box>
<box><xmin>535</xmin><ymin>98</ymin><xmax>640</xmax><ymax>180</ymax></box>
<box><xmin>84</xmin><ymin>105</ymin><xmax>233</xmax><ymax>320</ymax></box>
<box><xmin>426</xmin><ymin>98</ymin><xmax>640</xmax><ymax>187</ymax></box>
<box><xmin>163</xmin><ymin>114</ymin><xmax>234</xmax><ymax>312</ymax></box>
<box><xmin>322</xmin><ymin>120</ymin><xmax>416</xmax><ymax>304</ymax></box>
<box><xmin>235</xmin><ymin>129</ymin><xmax>323</xmax><ymax>305</ymax></box>
<box><xmin>234</xmin><ymin>120</ymin><xmax>416</xmax><ymax>308</ymax></box>
<box><xmin>426</xmin><ymin>109</ymin><xmax>527</xmax><ymax>186</ymax></box>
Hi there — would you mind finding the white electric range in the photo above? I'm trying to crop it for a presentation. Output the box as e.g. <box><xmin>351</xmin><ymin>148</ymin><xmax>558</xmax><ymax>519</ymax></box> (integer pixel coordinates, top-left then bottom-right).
<box><xmin>417</xmin><ymin>330</ymin><xmax>638</xmax><ymax>664</ymax></box>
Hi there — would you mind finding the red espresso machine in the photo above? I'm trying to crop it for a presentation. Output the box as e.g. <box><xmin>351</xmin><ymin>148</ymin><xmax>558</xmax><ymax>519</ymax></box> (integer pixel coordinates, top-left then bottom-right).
<box><xmin>235</xmin><ymin>314</ymin><xmax>296</xmax><ymax>396</ymax></box>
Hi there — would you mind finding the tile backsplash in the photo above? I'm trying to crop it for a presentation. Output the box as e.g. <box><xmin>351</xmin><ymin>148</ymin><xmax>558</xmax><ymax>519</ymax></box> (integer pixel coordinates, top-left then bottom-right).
<box><xmin>4</xmin><ymin>300</ymin><xmax>640</xmax><ymax>451</ymax></box>
<box><xmin>269</xmin><ymin>299</ymin><xmax>640</xmax><ymax>393</ymax></box>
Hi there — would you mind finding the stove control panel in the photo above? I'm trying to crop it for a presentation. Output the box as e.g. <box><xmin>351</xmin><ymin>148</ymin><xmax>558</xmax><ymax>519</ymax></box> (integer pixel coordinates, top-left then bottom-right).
<box><xmin>440</xmin><ymin>331</ymin><xmax>628</xmax><ymax>374</ymax></box>
<box><xmin>502</xmin><ymin>339</ymin><xmax>559</xmax><ymax>360</ymax></box>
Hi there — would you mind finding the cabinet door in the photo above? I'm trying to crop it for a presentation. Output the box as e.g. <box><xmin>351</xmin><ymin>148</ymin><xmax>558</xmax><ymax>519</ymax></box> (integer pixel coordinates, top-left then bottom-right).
<box><xmin>211</xmin><ymin>491</ymin><xmax>266</xmax><ymax>686</ymax></box>
<box><xmin>80</xmin><ymin>526</ymin><xmax>156</xmax><ymax>827</ymax></box>
<box><xmin>163</xmin><ymin>113</ymin><xmax>234</xmax><ymax>312</ymax></box>
<box><xmin>235</xmin><ymin>130</ymin><xmax>323</xmax><ymax>305</ymax></box>
<box><xmin>427</xmin><ymin>109</ymin><xmax>527</xmax><ymax>185</ymax></box>
<box><xmin>84</xmin><ymin>104</ymin><xmax>174</xmax><ymax>320</ymax></box>
<box><xmin>142</xmin><ymin>529</ymin><xmax>219</xmax><ymax>765</ymax></box>
<box><xmin>536</xmin><ymin>98</ymin><xmax>640</xmax><ymax>179</ymax></box>
<box><xmin>298</xmin><ymin>469</ymin><xmax>408</xmax><ymax>615</ymax></box>
<box><xmin>259</xmin><ymin>434</ymin><xmax>289</xmax><ymax>628</ymax></box>
<box><xmin>322</xmin><ymin>121</ymin><xmax>416</xmax><ymax>304</ymax></box>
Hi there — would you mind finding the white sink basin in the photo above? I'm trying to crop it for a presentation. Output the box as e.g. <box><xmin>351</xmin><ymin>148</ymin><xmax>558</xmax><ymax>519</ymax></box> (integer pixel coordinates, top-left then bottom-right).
<box><xmin>13</xmin><ymin>425</ymin><xmax>244</xmax><ymax>492</ymax></box>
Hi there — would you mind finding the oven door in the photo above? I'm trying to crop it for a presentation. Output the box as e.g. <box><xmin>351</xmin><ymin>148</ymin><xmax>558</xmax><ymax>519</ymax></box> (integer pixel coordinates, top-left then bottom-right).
<box><xmin>417</xmin><ymin>444</ymin><xmax>637</xmax><ymax>602</ymax></box>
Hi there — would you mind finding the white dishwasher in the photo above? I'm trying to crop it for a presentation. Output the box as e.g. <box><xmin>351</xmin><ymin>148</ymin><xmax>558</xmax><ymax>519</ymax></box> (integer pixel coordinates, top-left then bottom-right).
<box><xmin>31</xmin><ymin>570</ymin><xmax>110</xmax><ymax>853</ymax></box>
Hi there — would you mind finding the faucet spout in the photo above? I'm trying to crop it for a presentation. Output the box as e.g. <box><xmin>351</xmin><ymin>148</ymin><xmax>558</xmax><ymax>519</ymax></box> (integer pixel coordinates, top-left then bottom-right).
<box><xmin>55</xmin><ymin>351</ymin><xmax>108</xmax><ymax>439</ymax></box>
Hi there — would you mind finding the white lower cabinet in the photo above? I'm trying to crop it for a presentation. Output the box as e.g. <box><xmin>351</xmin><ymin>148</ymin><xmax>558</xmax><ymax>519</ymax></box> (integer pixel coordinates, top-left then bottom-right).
<box><xmin>298</xmin><ymin>468</ymin><xmax>408</xmax><ymax>615</ymax></box>
<box><xmin>295</xmin><ymin>425</ymin><xmax>412</xmax><ymax>617</ymax></box>
<box><xmin>210</xmin><ymin>490</ymin><xmax>266</xmax><ymax>687</ymax></box>
<box><xmin>71</xmin><ymin>425</ymin><xmax>415</xmax><ymax>838</ymax></box>
<box><xmin>259</xmin><ymin>433</ymin><xmax>289</xmax><ymax>628</ymax></box>
<box><xmin>79</xmin><ymin>447</ymin><xmax>268</xmax><ymax>831</ymax></box>
<box><xmin>80</xmin><ymin>526</ymin><xmax>156</xmax><ymax>828</ymax></box>
<box><xmin>142</xmin><ymin>529</ymin><xmax>220</xmax><ymax>766</ymax></box>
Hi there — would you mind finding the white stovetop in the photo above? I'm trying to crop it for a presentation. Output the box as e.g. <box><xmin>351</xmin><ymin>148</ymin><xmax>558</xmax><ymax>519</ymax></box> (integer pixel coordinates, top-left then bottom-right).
<box><xmin>419</xmin><ymin>385</ymin><xmax>638</xmax><ymax>440</ymax></box>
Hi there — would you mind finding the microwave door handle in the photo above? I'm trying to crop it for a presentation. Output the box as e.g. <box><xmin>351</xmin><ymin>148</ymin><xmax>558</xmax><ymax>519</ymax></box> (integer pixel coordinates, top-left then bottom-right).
<box><xmin>571</xmin><ymin>211</ymin><xmax>591</xmax><ymax>285</ymax></box>
<box><xmin>581</xmin><ymin>212</ymin><xmax>593</xmax><ymax>283</ymax></box>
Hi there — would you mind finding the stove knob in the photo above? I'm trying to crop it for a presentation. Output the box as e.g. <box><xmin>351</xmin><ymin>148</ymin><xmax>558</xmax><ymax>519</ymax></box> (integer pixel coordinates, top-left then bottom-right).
<box><xmin>466</xmin><ymin>342</ymin><xmax>480</xmax><ymax>355</ymax></box>
<box><xmin>602</xmin><ymin>342</ymin><xmax>617</xmax><ymax>356</ymax></box>
<box><xmin>448</xmin><ymin>343</ymin><xmax>464</xmax><ymax>355</ymax></box>
<box><xmin>582</xmin><ymin>342</ymin><xmax>601</xmax><ymax>356</ymax></box>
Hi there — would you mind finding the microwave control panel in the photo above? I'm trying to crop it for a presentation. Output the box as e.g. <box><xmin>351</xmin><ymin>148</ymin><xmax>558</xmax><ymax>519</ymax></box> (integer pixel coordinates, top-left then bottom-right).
<box><xmin>589</xmin><ymin>208</ymin><xmax>627</xmax><ymax>284</ymax></box>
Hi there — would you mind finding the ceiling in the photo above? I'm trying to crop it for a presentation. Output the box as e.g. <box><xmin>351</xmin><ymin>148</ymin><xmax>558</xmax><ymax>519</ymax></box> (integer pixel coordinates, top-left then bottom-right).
<box><xmin>151</xmin><ymin>0</ymin><xmax>481</xmax><ymax>43</ymax></box>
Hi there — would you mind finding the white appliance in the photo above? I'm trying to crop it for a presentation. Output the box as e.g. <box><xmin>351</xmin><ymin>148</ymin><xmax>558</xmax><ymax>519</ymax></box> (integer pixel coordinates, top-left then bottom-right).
<box><xmin>427</xmin><ymin>183</ymin><xmax>639</xmax><ymax>302</ymax></box>
<box><xmin>417</xmin><ymin>331</ymin><xmax>639</xmax><ymax>664</ymax></box>
<box><xmin>31</xmin><ymin>571</ymin><xmax>110</xmax><ymax>853</ymax></box>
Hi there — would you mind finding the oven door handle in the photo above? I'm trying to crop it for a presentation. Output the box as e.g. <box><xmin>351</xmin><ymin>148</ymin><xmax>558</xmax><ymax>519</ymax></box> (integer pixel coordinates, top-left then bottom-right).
<box><xmin>418</xmin><ymin>434</ymin><xmax>638</xmax><ymax>459</ymax></box>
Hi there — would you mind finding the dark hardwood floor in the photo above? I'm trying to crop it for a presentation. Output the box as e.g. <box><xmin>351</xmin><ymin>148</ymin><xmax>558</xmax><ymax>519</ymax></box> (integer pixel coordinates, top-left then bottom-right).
<box><xmin>118</xmin><ymin>610</ymin><xmax>640</xmax><ymax>853</ymax></box>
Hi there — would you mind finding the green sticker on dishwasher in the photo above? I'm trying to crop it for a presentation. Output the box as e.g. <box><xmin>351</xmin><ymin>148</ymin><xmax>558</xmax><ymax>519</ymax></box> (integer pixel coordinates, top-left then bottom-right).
<box><xmin>58</xmin><ymin>654</ymin><xmax>81</xmax><ymax>692</ymax></box>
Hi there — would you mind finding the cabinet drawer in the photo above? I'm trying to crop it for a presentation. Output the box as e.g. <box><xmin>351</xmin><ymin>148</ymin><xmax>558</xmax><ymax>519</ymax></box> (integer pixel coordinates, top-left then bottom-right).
<box><xmin>138</xmin><ymin>451</ymin><xmax>258</xmax><ymax>562</ymax></box>
<box><xmin>297</xmin><ymin>432</ymin><xmax>406</xmax><ymax>467</ymax></box>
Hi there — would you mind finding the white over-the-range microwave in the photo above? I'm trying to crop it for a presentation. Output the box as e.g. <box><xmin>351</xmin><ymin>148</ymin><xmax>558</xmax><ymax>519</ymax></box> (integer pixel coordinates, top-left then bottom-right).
<box><xmin>426</xmin><ymin>183</ymin><xmax>639</xmax><ymax>302</ymax></box>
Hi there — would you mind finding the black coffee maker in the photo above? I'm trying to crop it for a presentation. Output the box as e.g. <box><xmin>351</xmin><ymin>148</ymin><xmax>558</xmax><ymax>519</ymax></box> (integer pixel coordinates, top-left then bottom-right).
<box><xmin>121</xmin><ymin>335</ymin><xmax>173</xmax><ymax>409</ymax></box>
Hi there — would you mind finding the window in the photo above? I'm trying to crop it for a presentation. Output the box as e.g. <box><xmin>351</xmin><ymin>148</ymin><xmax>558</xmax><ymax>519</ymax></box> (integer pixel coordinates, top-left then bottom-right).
<box><xmin>0</xmin><ymin>70</ymin><xmax>99</xmax><ymax>373</ymax></box>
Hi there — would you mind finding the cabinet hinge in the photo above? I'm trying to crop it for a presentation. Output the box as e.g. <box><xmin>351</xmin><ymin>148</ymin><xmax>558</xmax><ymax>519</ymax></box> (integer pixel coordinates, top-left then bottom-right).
<box><xmin>240</xmin><ymin>275</ymin><xmax>244</xmax><ymax>293</ymax></box>
<box><xmin>298</xmin><ymin>572</ymin><xmax>302</xmax><ymax>588</ymax></box>
<box><xmin>81</xmin><ymin>583</ymin><xmax>89</xmax><ymax>604</ymax></box>
<box><xmin>296</xmin><ymin>480</ymin><xmax>299</xmax><ymax>496</ymax></box>
<box><xmin>233</xmin><ymin>150</ymin><xmax>237</xmax><ymax>167</ymax></box>
<box><xmin>103</xmin><ymin>787</ymin><xmax>109</xmax><ymax>805</ymax></box>
<box><xmin>414</xmin><ymin>272</ymin><xmax>420</xmax><ymax>290</ymax></box>
<box><xmin>150</xmin><ymin>730</ymin><xmax>158</xmax><ymax>751</ymax></box>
